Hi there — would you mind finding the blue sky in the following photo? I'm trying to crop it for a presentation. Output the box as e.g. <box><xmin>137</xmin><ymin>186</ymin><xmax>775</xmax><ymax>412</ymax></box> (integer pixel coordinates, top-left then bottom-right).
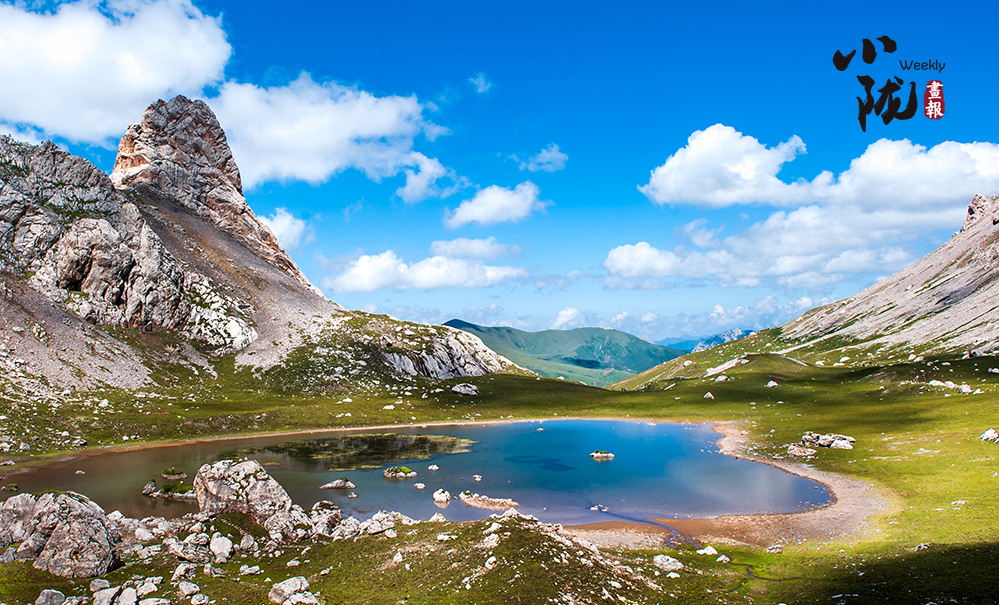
<box><xmin>2</xmin><ymin>0</ymin><xmax>998</xmax><ymax>341</ymax></box>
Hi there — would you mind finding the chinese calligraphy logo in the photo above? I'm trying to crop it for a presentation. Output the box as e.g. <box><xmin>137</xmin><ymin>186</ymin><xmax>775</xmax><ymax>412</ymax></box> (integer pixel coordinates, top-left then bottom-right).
<box><xmin>833</xmin><ymin>36</ymin><xmax>919</xmax><ymax>132</ymax></box>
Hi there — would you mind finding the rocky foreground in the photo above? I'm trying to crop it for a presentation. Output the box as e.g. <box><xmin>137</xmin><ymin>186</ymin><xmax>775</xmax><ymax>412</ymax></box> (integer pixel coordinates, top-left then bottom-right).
<box><xmin>0</xmin><ymin>459</ymin><xmax>714</xmax><ymax>605</ymax></box>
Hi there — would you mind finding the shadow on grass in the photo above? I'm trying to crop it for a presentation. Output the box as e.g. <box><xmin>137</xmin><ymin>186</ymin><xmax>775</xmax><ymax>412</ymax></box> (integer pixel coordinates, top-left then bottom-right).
<box><xmin>765</xmin><ymin>542</ymin><xmax>999</xmax><ymax>604</ymax></box>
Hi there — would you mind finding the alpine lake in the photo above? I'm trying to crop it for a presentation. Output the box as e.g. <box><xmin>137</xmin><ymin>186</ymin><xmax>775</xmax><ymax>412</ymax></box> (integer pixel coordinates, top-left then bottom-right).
<box><xmin>5</xmin><ymin>419</ymin><xmax>830</xmax><ymax>528</ymax></box>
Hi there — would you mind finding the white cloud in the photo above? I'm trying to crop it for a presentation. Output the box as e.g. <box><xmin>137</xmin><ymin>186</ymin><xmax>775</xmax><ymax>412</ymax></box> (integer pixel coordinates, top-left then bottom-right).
<box><xmin>639</xmin><ymin>124</ymin><xmax>999</xmax><ymax>210</ymax></box>
<box><xmin>469</xmin><ymin>73</ymin><xmax>493</xmax><ymax>93</ymax></box>
<box><xmin>0</xmin><ymin>0</ymin><xmax>230</xmax><ymax>143</ymax></box>
<box><xmin>395</xmin><ymin>154</ymin><xmax>470</xmax><ymax>203</ymax></box>
<box><xmin>514</xmin><ymin>143</ymin><xmax>568</xmax><ymax>172</ymax></box>
<box><xmin>259</xmin><ymin>207</ymin><xmax>307</xmax><ymax>250</ymax></box>
<box><xmin>212</xmin><ymin>74</ymin><xmax>460</xmax><ymax>193</ymax></box>
<box><xmin>551</xmin><ymin>306</ymin><xmax>581</xmax><ymax>329</ymax></box>
<box><xmin>641</xmin><ymin>312</ymin><xmax>659</xmax><ymax>323</ymax></box>
<box><xmin>323</xmin><ymin>250</ymin><xmax>527</xmax><ymax>293</ymax></box>
<box><xmin>610</xmin><ymin>311</ymin><xmax>629</xmax><ymax>326</ymax></box>
<box><xmin>445</xmin><ymin>181</ymin><xmax>549</xmax><ymax>228</ymax></box>
<box><xmin>429</xmin><ymin>237</ymin><xmax>520</xmax><ymax>259</ymax></box>
<box><xmin>614</xmin><ymin>124</ymin><xmax>996</xmax><ymax>292</ymax></box>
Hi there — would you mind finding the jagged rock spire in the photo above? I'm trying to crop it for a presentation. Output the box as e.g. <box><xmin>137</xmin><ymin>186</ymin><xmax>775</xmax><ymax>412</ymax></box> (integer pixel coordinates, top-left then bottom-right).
<box><xmin>111</xmin><ymin>96</ymin><xmax>322</xmax><ymax>297</ymax></box>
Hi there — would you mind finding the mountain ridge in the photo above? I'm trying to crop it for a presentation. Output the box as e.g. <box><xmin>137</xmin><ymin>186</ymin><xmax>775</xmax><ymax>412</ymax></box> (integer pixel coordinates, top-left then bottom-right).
<box><xmin>0</xmin><ymin>96</ymin><xmax>522</xmax><ymax>400</ymax></box>
<box><xmin>444</xmin><ymin>319</ymin><xmax>684</xmax><ymax>386</ymax></box>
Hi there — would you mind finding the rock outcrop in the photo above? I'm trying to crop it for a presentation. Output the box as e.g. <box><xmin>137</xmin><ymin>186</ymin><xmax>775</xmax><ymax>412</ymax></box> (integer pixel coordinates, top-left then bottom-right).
<box><xmin>0</xmin><ymin>491</ymin><xmax>120</xmax><ymax>578</ymax></box>
<box><xmin>0</xmin><ymin>95</ymin><xmax>526</xmax><ymax>407</ymax></box>
<box><xmin>111</xmin><ymin>96</ymin><xmax>320</xmax><ymax>297</ymax></box>
<box><xmin>0</xmin><ymin>135</ymin><xmax>256</xmax><ymax>356</ymax></box>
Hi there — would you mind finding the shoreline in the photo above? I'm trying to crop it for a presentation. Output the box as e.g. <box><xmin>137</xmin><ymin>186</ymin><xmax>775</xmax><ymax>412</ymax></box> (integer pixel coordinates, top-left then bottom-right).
<box><xmin>1</xmin><ymin>416</ymin><xmax>893</xmax><ymax>549</ymax></box>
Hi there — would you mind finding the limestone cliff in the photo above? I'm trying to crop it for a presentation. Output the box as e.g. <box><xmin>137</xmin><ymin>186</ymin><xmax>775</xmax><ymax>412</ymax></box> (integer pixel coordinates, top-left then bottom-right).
<box><xmin>779</xmin><ymin>193</ymin><xmax>999</xmax><ymax>357</ymax></box>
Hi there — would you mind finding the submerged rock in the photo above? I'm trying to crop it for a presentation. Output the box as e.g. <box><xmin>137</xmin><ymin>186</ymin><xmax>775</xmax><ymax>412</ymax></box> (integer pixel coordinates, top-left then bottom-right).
<box><xmin>319</xmin><ymin>478</ymin><xmax>355</xmax><ymax>490</ymax></box>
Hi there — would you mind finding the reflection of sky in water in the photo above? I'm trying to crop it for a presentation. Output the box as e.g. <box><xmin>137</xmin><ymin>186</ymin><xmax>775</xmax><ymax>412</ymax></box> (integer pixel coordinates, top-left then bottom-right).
<box><xmin>2</xmin><ymin>420</ymin><xmax>830</xmax><ymax>526</ymax></box>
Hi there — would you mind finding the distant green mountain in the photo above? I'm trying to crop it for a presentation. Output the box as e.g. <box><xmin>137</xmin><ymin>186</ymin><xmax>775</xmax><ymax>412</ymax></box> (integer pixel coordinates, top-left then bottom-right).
<box><xmin>443</xmin><ymin>319</ymin><xmax>685</xmax><ymax>387</ymax></box>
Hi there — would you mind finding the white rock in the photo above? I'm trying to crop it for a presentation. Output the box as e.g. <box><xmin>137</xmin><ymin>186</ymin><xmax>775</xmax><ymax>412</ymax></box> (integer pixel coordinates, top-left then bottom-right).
<box><xmin>177</xmin><ymin>582</ymin><xmax>199</xmax><ymax>598</ymax></box>
<box><xmin>210</xmin><ymin>535</ymin><xmax>233</xmax><ymax>563</ymax></box>
<box><xmin>765</xmin><ymin>380</ymin><xmax>779</xmax><ymax>388</ymax></box>
<box><xmin>696</xmin><ymin>545</ymin><xmax>718</xmax><ymax>556</ymax></box>
<box><xmin>268</xmin><ymin>577</ymin><xmax>309</xmax><ymax>604</ymax></box>
<box><xmin>451</xmin><ymin>383</ymin><xmax>479</xmax><ymax>396</ymax></box>
<box><xmin>653</xmin><ymin>554</ymin><xmax>683</xmax><ymax>572</ymax></box>
<box><xmin>703</xmin><ymin>392</ymin><xmax>714</xmax><ymax>399</ymax></box>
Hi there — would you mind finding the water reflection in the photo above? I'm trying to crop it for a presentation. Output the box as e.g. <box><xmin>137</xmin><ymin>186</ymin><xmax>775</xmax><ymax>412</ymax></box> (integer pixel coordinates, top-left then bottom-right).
<box><xmin>0</xmin><ymin>420</ymin><xmax>832</xmax><ymax>526</ymax></box>
<box><xmin>220</xmin><ymin>433</ymin><xmax>476</xmax><ymax>472</ymax></box>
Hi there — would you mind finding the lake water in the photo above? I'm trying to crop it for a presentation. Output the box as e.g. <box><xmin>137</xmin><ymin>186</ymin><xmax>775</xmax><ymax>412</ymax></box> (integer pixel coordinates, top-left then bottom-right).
<box><xmin>1</xmin><ymin>420</ymin><xmax>830</xmax><ymax>526</ymax></box>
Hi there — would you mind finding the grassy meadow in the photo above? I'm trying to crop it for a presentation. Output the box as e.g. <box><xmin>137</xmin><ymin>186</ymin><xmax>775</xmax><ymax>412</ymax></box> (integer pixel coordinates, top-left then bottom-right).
<box><xmin>1</xmin><ymin>331</ymin><xmax>998</xmax><ymax>603</ymax></box>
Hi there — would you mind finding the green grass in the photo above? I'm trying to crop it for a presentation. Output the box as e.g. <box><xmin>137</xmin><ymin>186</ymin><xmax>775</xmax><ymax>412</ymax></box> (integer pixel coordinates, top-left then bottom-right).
<box><xmin>4</xmin><ymin>330</ymin><xmax>999</xmax><ymax>602</ymax></box>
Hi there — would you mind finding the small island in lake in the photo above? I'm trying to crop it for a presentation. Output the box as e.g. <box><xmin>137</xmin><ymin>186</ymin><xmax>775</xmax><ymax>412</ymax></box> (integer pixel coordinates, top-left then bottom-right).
<box><xmin>383</xmin><ymin>466</ymin><xmax>417</xmax><ymax>479</ymax></box>
<box><xmin>589</xmin><ymin>450</ymin><xmax>615</xmax><ymax>459</ymax></box>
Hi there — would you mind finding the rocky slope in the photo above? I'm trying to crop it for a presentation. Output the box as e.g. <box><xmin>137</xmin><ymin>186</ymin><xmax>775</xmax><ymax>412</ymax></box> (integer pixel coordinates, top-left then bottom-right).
<box><xmin>779</xmin><ymin>193</ymin><xmax>999</xmax><ymax>359</ymax></box>
<box><xmin>0</xmin><ymin>96</ymin><xmax>521</xmax><ymax>403</ymax></box>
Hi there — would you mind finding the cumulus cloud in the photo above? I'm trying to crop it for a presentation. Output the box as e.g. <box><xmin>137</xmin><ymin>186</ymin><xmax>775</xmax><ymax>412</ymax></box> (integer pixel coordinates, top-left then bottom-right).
<box><xmin>444</xmin><ymin>181</ymin><xmax>549</xmax><ymax>228</ymax></box>
<box><xmin>641</xmin><ymin>312</ymin><xmax>659</xmax><ymax>323</ymax></box>
<box><xmin>259</xmin><ymin>207</ymin><xmax>308</xmax><ymax>250</ymax></box>
<box><xmin>610</xmin><ymin>311</ymin><xmax>629</xmax><ymax>326</ymax></box>
<box><xmin>212</xmin><ymin>74</ymin><xmax>460</xmax><ymax>193</ymax></box>
<box><xmin>469</xmin><ymin>72</ymin><xmax>493</xmax><ymax>93</ymax></box>
<box><xmin>429</xmin><ymin>237</ymin><xmax>520</xmax><ymax>259</ymax></box>
<box><xmin>639</xmin><ymin>124</ymin><xmax>999</xmax><ymax>209</ymax></box>
<box><xmin>614</xmin><ymin>124</ymin><xmax>997</xmax><ymax>292</ymax></box>
<box><xmin>0</xmin><ymin>0</ymin><xmax>230</xmax><ymax>143</ymax></box>
<box><xmin>513</xmin><ymin>143</ymin><xmax>568</xmax><ymax>172</ymax></box>
<box><xmin>551</xmin><ymin>306</ymin><xmax>581</xmax><ymax>329</ymax></box>
<box><xmin>323</xmin><ymin>250</ymin><xmax>527</xmax><ymax>293</ymax></box>
<box><xmin>395</xmin><ymin>154</ymin><xmax>470</xmax><ymax>203</ymax></box>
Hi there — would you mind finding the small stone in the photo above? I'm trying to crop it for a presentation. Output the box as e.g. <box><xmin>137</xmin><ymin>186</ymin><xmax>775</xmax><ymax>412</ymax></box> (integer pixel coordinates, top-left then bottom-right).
<box><xmin>177</xmin><ymin>582</ymin><xmax>200</xmax><ymax>598</ymax></box>
<box><xmin>90</xmin><ymin>579</ymin><xmax>110</xmax><ymax>593</ymax></box>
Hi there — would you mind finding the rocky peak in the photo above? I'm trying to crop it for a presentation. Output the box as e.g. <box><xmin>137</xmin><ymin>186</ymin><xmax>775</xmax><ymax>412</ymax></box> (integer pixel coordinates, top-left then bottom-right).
<box><xmin>111</xmin><ymin>96</ymin><xmax>321</xmax><ymax>296</ymax></box>
<box><xmin>962</xmin><ymin>193</ymin><xmax>999</xmax><ymax>232</ymax></box>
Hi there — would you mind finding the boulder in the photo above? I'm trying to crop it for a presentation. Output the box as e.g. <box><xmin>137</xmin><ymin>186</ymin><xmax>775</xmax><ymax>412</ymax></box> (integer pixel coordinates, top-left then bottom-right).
<box><xmin>268</xmin><ymin>577</ymin><xmax>309</xmax><ymax>604</ymax></box>
<box><xmin>652</xmin><ymin>554</ymin><xmax>683</xmax><ymax>572</ymax></box>
<box><xmin>318</xmin><ymin>478</ymin><xmax>355</xmax><ymax>490</ymax></box>
<box><xmin>786</xmin><ymin>444</ymin><xmax>817</xmax><ymax>457</ymax></box>
<box><xmin>35</xmin><ymin>589</ymin><xmax>66</xmax><ymax>605</ymax></box>
<box><xmin>451</xmin><ymin>383</ymin><xmax>479</xmax><ymax>396</ymax></box>
<box><xmin>980</xmin><ymin>428</ymin><xmax>999</xmax><ymax>442</ymax></box>
<box><xmin>309</xmin><ymin>502</ymin><xmax>342</xmax><ymax>537</ymax></box>
<box><xmin>432</xmin><ymin>489</ymin><xmax>451</xmax><ymax>505</ymax></box>
<box><xmin>0</xmin><ymin>491</ymin><xmax>121</xmax><ymax>578</ymax></box>
<box><xmin>192</xmin><ymin>459</ymin><xmax>312</xmax><ymax>541</ymax></box>
<box><xmin>209</xmin><ymin>534</ymin><xmax>233</xmax><ymax>563</ymax></box>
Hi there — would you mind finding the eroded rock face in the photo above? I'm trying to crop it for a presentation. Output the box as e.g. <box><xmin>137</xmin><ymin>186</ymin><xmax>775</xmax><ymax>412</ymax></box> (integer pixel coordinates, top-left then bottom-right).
<box><xmin>0</xmin><ymin>135</ymin><xmax>256</xmax><ymax>355</ymax></box>
<box><xmin>111</xmin><ymin>96</ymin><xmax>320</xmax><ymax>297</ymax></box>
<box><xmin>192</xmin><ymin>459</ymin><xmax>312</xmax><ymax>541</ymax></box>
<box><xmin>0</xmin><ymin>491</ymin><xmax>120</xmax><ymax>578</ymax></box>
